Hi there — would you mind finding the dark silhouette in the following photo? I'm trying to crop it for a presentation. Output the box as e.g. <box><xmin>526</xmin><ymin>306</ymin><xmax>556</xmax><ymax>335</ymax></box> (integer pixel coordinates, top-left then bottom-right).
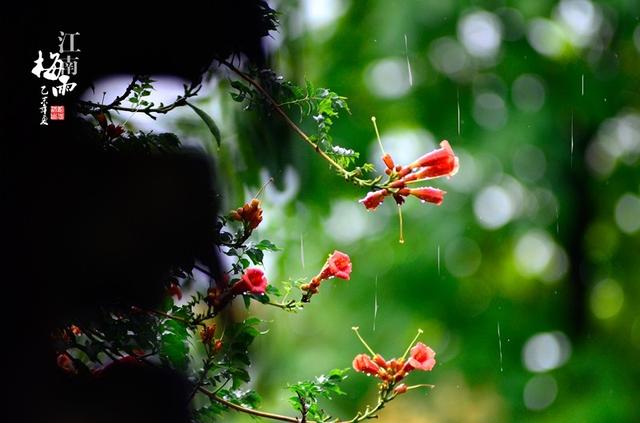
<box><xmin>1</xmin><ymin>2</ymin><xmax>276</xmax><ymax>421</ymax></box>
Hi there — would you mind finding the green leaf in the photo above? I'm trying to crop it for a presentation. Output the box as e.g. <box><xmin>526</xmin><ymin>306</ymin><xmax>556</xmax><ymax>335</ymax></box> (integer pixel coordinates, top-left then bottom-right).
<box><xmin>159</xmin><ymin>319</ymin><xmax>189</xmax><ymax>371</ymax></box>
<box><xmin>255</xmin><ymin>239</ymin><xmax>280</xmax><ymax>251</ymax></box>
<box><xmin>266</xmin><ymin>285</ymin><xmax>282</xmax><ymax>297</ymax></box>
<box><xmin>186</xmin><ymin>102</ymin><xmax>222</xmax><ymax>147</ymax></box>
<box><xmin>287</xmin><ymin>368</ymin><xmax>350</xmax><ymax>421</ymax></box>
<box><xmin>160</xmin><ymin>296</ymin><xmax>174</xmax><ymax>312</ymax></box>
<box><xmin>246</xmin><ymin>248</ymin><xmax>264</xmax><ymax>265</ymax></box>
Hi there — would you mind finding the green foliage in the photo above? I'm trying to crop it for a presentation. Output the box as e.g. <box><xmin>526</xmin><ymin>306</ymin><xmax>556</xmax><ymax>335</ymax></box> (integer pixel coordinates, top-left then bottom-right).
<box><xmin>128</xmin><ymin>76</ymin><xmax>155</xmax><ymax>108</ymax></box>
<box><xmin>159</xmin><ymin>319</ymin><xmax>190</xmax><ymax>371</ymax></box>
<box><xmin>203</xmin><ymin>318</ymin><xmax>264</xmax><ymax>390</ymax></box>
<box><xmin>279</xmin><ymin>79</ymin><xmax>360</xmax><ymax>169</ymax></box>
<box><xmin>193</xmin><ymin>402</ymin><xmax>227</xmax><ymax>423</ymax></box>
<box><xmin>186</xmin><ymin>102</ymin><xmax>222</xmax><ymax>147</ymax></box>
<box><xmin>288</xmin><ymin>368</ymin><xmax>350</xmax><ymax>422</ymax></box>
<box><xmin>229</xmin><ymin>70</ymin><xmax>367</xmax><ymax>173</ymax></box>
<box><xmin>109</xmin><ymin>132</ymin><xmax>181</xmax><ymax>153</ymax></box>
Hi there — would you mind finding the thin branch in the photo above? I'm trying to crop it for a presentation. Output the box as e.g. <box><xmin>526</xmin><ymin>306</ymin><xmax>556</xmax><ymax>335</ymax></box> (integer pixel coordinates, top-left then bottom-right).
<box><xmin>198</xmin><ymin>382</ymin><xmax>396</xmax><ymax>423</ymax></box>
<box><xmin>198</xmin><ymin>387</ymin><xmax>302</xmax><ymax>422</ymax></box>
<box><xmin>265</xmin><ymin>300</ymin><xmax>301</xmax><ymax>311</ymax></box>
<box><xmin>109</xmin><ymin>75</ymin><xmax>141</xmax><ymax>108</ymax></box>
<box><xmin>77</xmin><ymin>83</ymin><xmax>201</xmax><ymax>119</ymax></box>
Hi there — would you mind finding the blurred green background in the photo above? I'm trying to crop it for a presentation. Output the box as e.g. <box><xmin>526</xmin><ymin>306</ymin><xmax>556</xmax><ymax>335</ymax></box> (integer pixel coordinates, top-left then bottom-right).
<box><xmin>119</xmin><ymin>0</ymin><xmax>640</xmax><ymax>421</ymax></box>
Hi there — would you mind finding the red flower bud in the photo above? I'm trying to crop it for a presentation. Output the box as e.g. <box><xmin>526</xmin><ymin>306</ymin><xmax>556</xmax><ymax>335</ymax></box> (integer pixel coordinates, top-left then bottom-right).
<box><xmin>167</xmin><ymin>281</ymin><xmax>182</xmax><ymax>300</ymax></box>
<box><xmin>394</xmin><ymin>383</ymin><xmax>408</xmax><ymax>394</ymax></box>
<box><xmin>200</xmin><ymin>324</ymin><xmax>216</xmax><ymax>345</ymax></box>
<box><xmin>232</xmin><ymin>267</ymin><xmax>268</xmax><ymax>295</ymax></box>
<box><xmin>410</xmin><ymin>140</ymin><xmax>457</xmax><ymax>169</ymax></box>
<box><xmin>409</xmin><ymin>187</ymin><xmax>446</xmax><ymax>205</ymax></box>
<box><xmin>230</xmin><ymin>199</ymin><xmax>263</xmax><ymax>230</ymax></box>
<box><xmin>389</xmin><ymin>180</ymin><xmax>406</xmax><ymax>189</ymax></box>
<box><xmin>352</xmin><ymin>354</ymin><xmax>380</xmax><ymax>376</ymax></box>
<box><xmin>359</xmin><ymin>189</ymin><xmax>388</xmax><ymax>210</ymax></box>
<box><xmin>382</xmin><ymin>153</ymin><xmax>395</xmax><ymax>170</ymax></box>
<box><xmin>413</xmin><ymin>156</ymin><xmax>459</xmax><ymax>180</ymax></box>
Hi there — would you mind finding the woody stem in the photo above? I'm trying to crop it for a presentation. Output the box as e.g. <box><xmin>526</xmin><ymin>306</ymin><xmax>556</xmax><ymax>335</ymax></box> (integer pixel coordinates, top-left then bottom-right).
<box><xmin>198</xmin><ymin>387</ymin><xmax>301</xmax><ymax>422</ymax></box>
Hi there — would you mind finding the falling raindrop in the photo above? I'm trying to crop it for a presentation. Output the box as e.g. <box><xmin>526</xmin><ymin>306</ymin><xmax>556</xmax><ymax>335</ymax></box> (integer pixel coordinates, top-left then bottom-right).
<box><xmin>497</xmin><ymin>321</ymin><xmax>504</xmax><ymax>372</ymax></box>
<box><xmin>581</xmin><ymin>73</ymin><xmax>584</xmax><ymax>96</ymax></box>
<box><xmin>437</xmin><ymin>244</ymin><xmax>441</xmax><ymax>275</ymax></box>
<box><xmin>404</xmin><ymin>34</ymin><xmax>413</xmax><ymax>87</ymax></box>
<box><xmin>571</xmin><ymin>112</ymin><xmax>574</xmax><ymax>168</ymax></box>
<box><xmin>373</xmin><ymin>276</ymin><xmax>379</xmax><ymax>331</ymax></box>
<box><xmin>556</xmin><ymin>205</ymin><xmax>560</xmax><ymax>235</ymax></box>
<box><xmin>457</xmin><ymin>89</ymin><xmax>461</xmax><ymax>135</ymax></box>
<box><xmin>300</xmin><ymin>233</ymin><xmax>305</xmax><ymax>270</ymax></box>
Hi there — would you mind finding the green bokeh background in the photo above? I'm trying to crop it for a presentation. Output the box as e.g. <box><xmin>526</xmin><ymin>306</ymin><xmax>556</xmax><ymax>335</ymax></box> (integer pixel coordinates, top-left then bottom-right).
<box><xmin>168</xmin><ymin>0</ymin><xmax>640</xmax><ymax>421</ymax></box>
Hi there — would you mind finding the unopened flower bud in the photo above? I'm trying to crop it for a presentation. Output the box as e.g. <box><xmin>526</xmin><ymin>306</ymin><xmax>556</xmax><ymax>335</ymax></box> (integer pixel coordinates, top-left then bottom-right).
<box><xmin>382</xmin><ymin>153</ymin><xmax>395</xmax><ymax>170</ymax></box>
<box><xmin>394</xmin><ymin>383</ymin><xmax>408</xmax><ymax>394</ymax></box>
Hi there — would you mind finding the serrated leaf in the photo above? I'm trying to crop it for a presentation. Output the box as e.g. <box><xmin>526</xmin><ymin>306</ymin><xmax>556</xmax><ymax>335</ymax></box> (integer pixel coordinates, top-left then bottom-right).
<box><xmin>186</xmin><ymin>102</ymin><xmax>222</xmax><ymax>147</ymax></box>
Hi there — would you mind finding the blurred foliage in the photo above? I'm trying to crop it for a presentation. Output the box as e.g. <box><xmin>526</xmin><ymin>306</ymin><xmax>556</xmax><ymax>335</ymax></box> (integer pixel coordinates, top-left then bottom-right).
<box><xmin>129</xmin><ymin>0</ymin><xmax>640</xmax><ymax>421</ymax></box>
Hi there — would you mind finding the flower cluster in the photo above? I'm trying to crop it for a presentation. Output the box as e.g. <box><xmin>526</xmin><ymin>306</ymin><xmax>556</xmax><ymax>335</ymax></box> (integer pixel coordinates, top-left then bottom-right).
<box><xmin>200</xmin><ymin>323</ymin><xmax>223</xmax><ymax>353</ymax></box>
<box><xmin>301</xmin><ymin>250</ymin><xmax>352</xmax><ymax>301</ymax></box>
<box><xmin>352</xmin><ymin>328</ymin><xmax>435</xmax><ymax>393</ymax></box>
<box><xmin>230</xmin><ymin>198</ymin><xmax>263</xmax><ymax>230</ymax></box>
<box><xmin>206</xmin><ymin>267</ymin><xmax>268</xmax><ymax>310</ymax></box>
<box><xmin>360</xmin><ymin>140</ymin><xmax>459</xmax><ymax>211</ymax></box>
<box><xmin>95</xmin><ymin>112</ymin><xmax>125</xmax><ymax>140</ymax></box>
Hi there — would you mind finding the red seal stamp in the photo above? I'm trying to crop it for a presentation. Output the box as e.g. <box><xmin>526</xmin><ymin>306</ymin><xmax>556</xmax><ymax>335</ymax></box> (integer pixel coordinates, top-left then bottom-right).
<box><xmin>50</xmin><ymin>105</ymin><xmax>65</xmax><ymax>121</ymax></box>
